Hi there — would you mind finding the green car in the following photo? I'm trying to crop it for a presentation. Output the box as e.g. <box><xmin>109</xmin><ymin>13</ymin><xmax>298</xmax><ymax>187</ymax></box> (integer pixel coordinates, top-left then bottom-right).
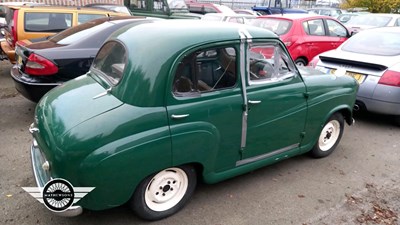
<box><xmin>29</xmin><ymin>20</ymin><xmax>358</xmax><ymax>220</ymax></box>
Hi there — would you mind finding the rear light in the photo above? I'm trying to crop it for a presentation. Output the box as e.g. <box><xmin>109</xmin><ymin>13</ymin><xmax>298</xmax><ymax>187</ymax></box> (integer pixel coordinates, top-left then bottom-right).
<box><xmin>283</xmin><ymin>37</ymin><xmax>293</xmax><ymax>47</ymax></box>
<box><xmin>24</xmin><ymin>53</ymin><xmax>58</xmax><ymax>76</ymax></box>
<box><xmin>378</xmin><ymin>70</ymin><xmax>400</xmax><ymax>87</ymax></box>
<box><xmin>11</xmin><ymin>10</ymin><xmax>18</xmax><ymax>47</ymax></box>
<box><xmin>308</xmin><ymin>55</ymin><xmax>320</xmax><ymax>67</ymax></box>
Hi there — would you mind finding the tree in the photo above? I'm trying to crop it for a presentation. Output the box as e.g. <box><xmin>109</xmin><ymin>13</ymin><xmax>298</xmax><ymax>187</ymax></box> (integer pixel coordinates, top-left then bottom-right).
<box><xmin>341</xmin><ymin>0</ymin><xmax>400</xmax><ymax>13</ymax></box>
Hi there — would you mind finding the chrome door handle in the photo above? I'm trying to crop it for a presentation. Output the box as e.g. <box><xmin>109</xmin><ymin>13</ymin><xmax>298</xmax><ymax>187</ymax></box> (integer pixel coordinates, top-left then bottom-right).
<box><xmin>171</xmin><ymin>114</ymin><xmax>189</xmax><ymax>119</ymax></box>
<box><xmin>248</xmin><ymin>100</ymin><xmax>261</xmax><ymax>104</ymax></box>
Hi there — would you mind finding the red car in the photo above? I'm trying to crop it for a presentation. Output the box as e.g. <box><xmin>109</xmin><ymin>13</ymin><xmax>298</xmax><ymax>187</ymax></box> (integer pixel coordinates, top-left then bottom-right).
<box><xmin>252</xmin><ymin>14</ymin><xmax>350</xmax><ymax>66</ymax></box>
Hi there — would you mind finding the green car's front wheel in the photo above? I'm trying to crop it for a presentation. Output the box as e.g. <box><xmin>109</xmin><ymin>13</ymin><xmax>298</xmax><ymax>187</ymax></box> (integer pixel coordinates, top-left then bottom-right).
<box><xmin>131</xmin><ymin>165</ymin><xmax>197</xmax><ymax>221</ymax></box>
<box><xmin>310</xmin><ymin>113</ymin><xmax>344</xmax><ymax>158</ymax></box>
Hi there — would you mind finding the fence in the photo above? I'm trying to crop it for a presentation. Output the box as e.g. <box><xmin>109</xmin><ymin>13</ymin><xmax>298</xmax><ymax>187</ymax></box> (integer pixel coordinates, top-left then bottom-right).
<box><xmin>0</xmin><ymin>0</ymin><xmax>124</xmax><ymax>6</ymax></box>
<box><xmin>195</xmin><ymin>0</ymin><xmax>318</xmax><ymax>9</ymax></box>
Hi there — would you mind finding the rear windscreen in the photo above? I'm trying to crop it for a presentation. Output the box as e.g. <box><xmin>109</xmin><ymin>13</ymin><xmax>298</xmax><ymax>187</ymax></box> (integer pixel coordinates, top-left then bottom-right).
<box><xmin>24</xmin><ymin>12</ymin><xmax>72</xmax><ymax>32</ymax></box>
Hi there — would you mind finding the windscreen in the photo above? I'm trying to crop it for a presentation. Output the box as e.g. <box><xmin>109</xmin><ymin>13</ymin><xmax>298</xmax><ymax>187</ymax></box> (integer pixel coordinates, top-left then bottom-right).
<box><xmin>342</xmin><ymin>30</ymin><xmax>400</xmax><ymax>56</ymax></box>
<box><xmin>49</xmin><ymin>20</ymin><xmax>112</xmax><ymax>45</ymax></box>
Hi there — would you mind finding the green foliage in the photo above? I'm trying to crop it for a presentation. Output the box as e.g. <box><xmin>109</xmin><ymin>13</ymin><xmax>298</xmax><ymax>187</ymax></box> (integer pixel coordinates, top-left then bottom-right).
<box><xmin>341</xmin><ymin>0</ymin><xmax>400</xmax><ymax>13</ymax></box>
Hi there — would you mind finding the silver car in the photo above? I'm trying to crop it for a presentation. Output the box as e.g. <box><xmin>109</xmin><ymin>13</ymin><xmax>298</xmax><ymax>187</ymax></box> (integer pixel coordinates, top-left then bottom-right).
<box><xmin>346</xmin><ymin>13</ymin><xmax>400</xmax><ymax>34</ymax></box>
<box><xmin>311</xmin><ymin>27</ymin><xmax>400</xmax><ymax>124</ymax></box>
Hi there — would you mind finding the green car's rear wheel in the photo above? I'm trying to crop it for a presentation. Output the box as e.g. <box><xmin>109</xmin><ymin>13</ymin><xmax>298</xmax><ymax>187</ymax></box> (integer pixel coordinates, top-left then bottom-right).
<box><xmin>131</xmin><ymin>165</ymin><xmax>196</xmax><ymax>220</ymax></box>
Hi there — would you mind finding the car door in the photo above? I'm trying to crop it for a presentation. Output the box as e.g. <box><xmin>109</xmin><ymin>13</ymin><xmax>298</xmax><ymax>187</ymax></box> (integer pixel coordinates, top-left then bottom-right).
<box><xmin>301</xmin><ymin>19</ymin><xmax>333</xmax><ymax>59</ymax></box>
<box><xmin>166</xmin><ymin>44</ymin><xmax>244</xmax><ymax>172</ymax></box>
<box><xmin>324</xmin><ymin>18</ymin><xmax>349</xmax><ymax>48</ymax></box>
<box><xmin>239</xmin><ymin>41</ymin><xmax>307</xmax><ymax>164</ymax></box>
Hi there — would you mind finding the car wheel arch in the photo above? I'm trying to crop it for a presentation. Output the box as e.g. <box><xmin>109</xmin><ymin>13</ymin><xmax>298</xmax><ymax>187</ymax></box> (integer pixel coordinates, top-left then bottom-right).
<box><xmin>324</xmin><ymin>106</ymin><xmax>354</xmax><ymax>127</ymax></box>
<box><xmin>295</xmin><ymin>57</ymin><xmax>308</xmax><ymax>66</ymax></box>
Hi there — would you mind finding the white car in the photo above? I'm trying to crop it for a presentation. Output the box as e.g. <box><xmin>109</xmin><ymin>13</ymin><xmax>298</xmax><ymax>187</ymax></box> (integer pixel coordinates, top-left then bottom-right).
<box><xmin>201</xmin><ymin>13</ymin><xmax>256</xmax><ymax>24</ymax></box>
<box><xmin>233</xmin><ymin>9</ymin><xmax>261</xmax><ymax>16</ymax></box>
<box><xmin>311</xmin><ymin>27</ymin><xmax>400</xmax><ymax>124</ymax></box>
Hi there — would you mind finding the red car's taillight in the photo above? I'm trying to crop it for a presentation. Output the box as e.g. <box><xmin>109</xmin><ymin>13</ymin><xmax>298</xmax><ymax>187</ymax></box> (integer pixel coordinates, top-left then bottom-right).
<box><xmin>25</xmin><ymin>53</ymin><xmax>58</xmax><ymax>76</ymax></box>
<box><xmin>378</xmin><ymin>70</ymin><xmax>400</xmax><ymax>87</ymax></box>
<box><xmin>283</xmin><ymin>37</ymin><xmax>293</xmax><ymax>47</ymax></box>
<box><xmin>11</xmin><ymin>10</ymin><xmax>18</xmax><ymax>47</ymax></box>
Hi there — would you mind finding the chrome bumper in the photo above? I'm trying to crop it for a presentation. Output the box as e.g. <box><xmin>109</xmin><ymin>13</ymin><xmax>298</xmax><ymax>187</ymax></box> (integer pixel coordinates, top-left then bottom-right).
<box><xmin>30</xmin><ymin>138</ymin><xmax>83</xmax><ymax>217</ymax></box>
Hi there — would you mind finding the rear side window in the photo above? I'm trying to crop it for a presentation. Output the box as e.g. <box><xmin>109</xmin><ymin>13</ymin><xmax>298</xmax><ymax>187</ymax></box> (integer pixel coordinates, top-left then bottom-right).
<box><xmin>92</xmin><ymin>41</ymin><xmax>127</xmax><ymax>85</ymax></box>
<box><xmin>78</xmin><ymin>13</ymin><xmax>106</xmax><ymax>25</ymax></box>
<box><xmin>251</xmin><ymin>18</ymin><xmax>292</xmax><ymax>35</ymax></box>
<box><xmin>24</xmin><ymin>12</ymin><xmax>72</xmax><ymax>32</ymax></box>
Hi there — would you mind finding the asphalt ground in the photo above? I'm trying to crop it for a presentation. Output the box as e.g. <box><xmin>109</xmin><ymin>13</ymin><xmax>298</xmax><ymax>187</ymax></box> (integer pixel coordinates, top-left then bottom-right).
<box><xmin>0</xmin><ymin>60</ymin><xmax>399</xmax><ymax>225</ymax></box>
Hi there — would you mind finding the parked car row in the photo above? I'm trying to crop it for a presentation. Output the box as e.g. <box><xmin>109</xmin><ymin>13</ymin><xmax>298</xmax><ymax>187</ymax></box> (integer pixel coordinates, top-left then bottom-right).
<box><xmin>0</xmin><ymin>4</ymin><xmax>129</xmax><ymax>63</ymax></box>
<box><xmin>11</xmin><ymin>16</ymin><xmax>151</xmax><ymax>102</ymax></box>
<box><xmin>1</xmin><ymin>0</ymin><xmax>399</xmax><ymax>222</ymax></box>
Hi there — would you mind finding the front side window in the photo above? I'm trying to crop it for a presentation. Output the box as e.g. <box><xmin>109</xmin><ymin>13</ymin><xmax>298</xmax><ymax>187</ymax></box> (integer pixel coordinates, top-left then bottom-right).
<box><xmin>251</xmin><ymin>18</ymin><xmax>292</xmax><ymax>35</ymax></box>
<box><xmin>326</xmin><ymin>19</ymin><xmax>347</xmax><ymax>37</ymax></box>
<box><xmin>395</xmin><ymin>18</ymin><xmax>400</xmax><ymax>26</ymax></box>
<box><xmin>173</xmin><ymin>47</ymin><xmax>237</xmax><ymax>96</ymax></box>
<box><xmin>24</xmin><ymin>12</ymin><xmax>72</xmax><ymax>32</ymax></box>
<box><xmin>130</xmin><ymin>0</ymin><xmax>147</xmax><ymax>10</ymax></box>
<box><xmin>92</xmin><ymin>41</ymin><xmax>127</xmax><ymax>85</ymax></box>
<box><xmin>153</xmin><ymin>0</ymin><xmax>166</xmax><ymax>11</ymax></box>
<box><xmin>303</xmin><ymin>19</ymin><xmax>325</xmax><ymax>36</ymax></box>
<box><xmin>167</xmin><ymin>0</ymin><xmax>188</xmax><ymax>11</ymax></box>
<box><xmin>78</xmin><ymin>13</ymin><xmax>106</xmax><ymax>25</ymax></box>
<box><xmin>249</xmin><ymin>43</ymin><xmax>296</xmax><ymax>83</ymax></box>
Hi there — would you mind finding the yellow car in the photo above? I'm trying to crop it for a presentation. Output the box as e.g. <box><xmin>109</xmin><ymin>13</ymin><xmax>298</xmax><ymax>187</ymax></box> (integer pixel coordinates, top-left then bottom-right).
<box><xmin>0</xmin><ymin>5</ymin><xmax>128</xmax><ymax>63</ymax></box>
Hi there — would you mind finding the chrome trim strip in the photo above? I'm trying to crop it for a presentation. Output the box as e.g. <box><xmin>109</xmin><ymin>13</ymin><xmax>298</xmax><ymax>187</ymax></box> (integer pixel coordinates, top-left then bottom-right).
<box><xmin>31</xmin><ymin>144</ymin><xmax>44</xmax><ymax>188</ymax></box>
<box><xmin>239</xmin><ymin>29</ymin><xmax>248</xmax><ymax>150</ymax></box>
<box><xmin>31</xmin><ymin>143</ymin><xmax>83</xmax><ymax>217</ymax></box>
<box><xmin>171</xmin><ymin>114</ymin><xmax>189</xmax><ymax>119</ymax></box>
<box><xmin>238</xmin><ymin>29</ymin><xmax>252</xmax><ymax>150</ymax></box>
<box><xmin>236</xmin><ymin>143</ymin><xmax>299</xmax><ymax>166</ymax></box>
<box><xmin>55</xmin><ymin>205</ymin><xmax>83</xmax><ymax>217</ymax></box>
<box><xmin>93</xmin><ymin>87</ymin><xmax>112</xmax><ymax>100</ymax></box>
<box><xmin>29</xmin><ymin>123</ymin><xmax>39</xmax><ymax>134</ymax></box>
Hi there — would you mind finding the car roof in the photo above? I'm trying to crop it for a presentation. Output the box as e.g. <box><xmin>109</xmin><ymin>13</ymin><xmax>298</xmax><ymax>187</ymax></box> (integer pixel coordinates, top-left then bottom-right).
<box><xmin>258</xmin><ymin>13</ymin><xmax>333</xmax><ymax>20</ymax></box>
<box><xmin>5</xmin><ymin>5</ymin><xmax>123</xmax><ymax>13</ymax></box>
<box><xmin>362</xmin><ymin>26</ymin><xmax>400</xmax><ymax>33</ymax></box>
<box><xmin>203</xmin><ymin>12</ymin><xmax>256</xmax><ymax>17</ymax></box>
<box><xmin>109</xmin><ymin>19</ymin><xmax>277</xmax><ymax>105</ymax></box>
<box><xmin>0</xmin><ymin>1</ymin><xmax>43</xmax><ymax>6</ymax></box>
<box><xmin>356</xmin><ymin>13</ymin><xmax>400</xmax><ymax>17</ymax></box>
<box><xmin>308</xmin><ymin>7</ymin><xmax>340</xmax><ymax>10</ymax></box>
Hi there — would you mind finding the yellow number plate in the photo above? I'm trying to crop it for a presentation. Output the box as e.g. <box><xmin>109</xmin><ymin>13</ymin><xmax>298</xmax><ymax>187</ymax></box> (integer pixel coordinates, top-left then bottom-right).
<box><xmin>330</xmin><ymin>69</ymin><xmax>366</xmax><ymax>84</ymax></box>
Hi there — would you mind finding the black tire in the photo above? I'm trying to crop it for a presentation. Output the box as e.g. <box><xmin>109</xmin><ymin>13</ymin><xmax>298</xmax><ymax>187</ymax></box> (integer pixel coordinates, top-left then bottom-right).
<box><xmin>309</xmin><ymin>113</ymin><xmax>344</xmax><ymax>158</ymax></box>
<box><xmin>130</xmin><ymin>165</ymin><xmax>197</xmax><ymax>221</ymax></box>
<box><xmin>295</xmin><ymin>58</ymin><xmax>307</xmax><ymax>66</ymax></box>
<box><xmin>394</xmin><ymin>115</ymin><xmax>400</xmax><ymax>126</ymax></box>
